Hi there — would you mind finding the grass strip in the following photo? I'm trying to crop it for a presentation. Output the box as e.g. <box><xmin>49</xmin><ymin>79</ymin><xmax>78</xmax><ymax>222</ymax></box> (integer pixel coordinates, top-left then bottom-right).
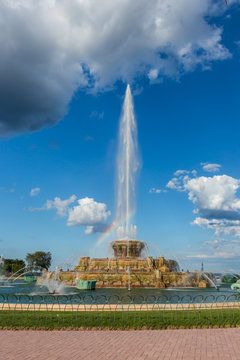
<box><xmin>0</xmin><ymin>308</ymin><xmax>240</xmax><ymax>329</ymax></box>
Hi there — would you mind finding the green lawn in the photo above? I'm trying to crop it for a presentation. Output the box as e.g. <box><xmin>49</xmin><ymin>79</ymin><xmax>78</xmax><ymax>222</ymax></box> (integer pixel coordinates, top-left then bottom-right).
<box><xmin>0</xmin><ymin>308</ymin><xmax>240</xmax><ymax>329</ymax></box>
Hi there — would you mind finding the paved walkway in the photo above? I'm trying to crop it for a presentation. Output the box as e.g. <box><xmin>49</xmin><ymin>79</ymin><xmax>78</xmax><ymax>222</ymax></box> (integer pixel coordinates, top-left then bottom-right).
<box><xmin>0</xmin><ymin>328</ymin><xmax>239</xmax><ymax>359</ymax></box>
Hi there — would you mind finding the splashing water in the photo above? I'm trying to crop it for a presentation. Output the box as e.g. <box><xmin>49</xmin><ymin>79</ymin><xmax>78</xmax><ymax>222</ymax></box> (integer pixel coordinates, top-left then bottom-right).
<box><xmin>126</xmin><ymin>266</ymin><xmax>131</xmax><ymax>291</ymax></box>
<box><xmin>181</xmin><ymin>271</ymin><xmax>218</xmax><ymax>289</ymax></box>
<box><xmin>116</xmin><ymin>84</ymin><xmax>140</xmax><ymax>240</ymax></box>
<box><xmin>200</xmin><ymin>271</ymin><xmax>218</xmax><ymax>289</ymax></box>
<box><xmin>38</xmin><ymin>267</ymin><xmax>65</xmax><ymax>294</ymax></box>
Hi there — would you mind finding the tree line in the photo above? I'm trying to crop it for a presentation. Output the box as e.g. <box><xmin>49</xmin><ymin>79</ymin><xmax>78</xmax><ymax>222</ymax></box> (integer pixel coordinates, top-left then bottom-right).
<box><xmin>0</xmin><ymin>251</ymin><xmax>52</xmax><ymax>275</ymax></box>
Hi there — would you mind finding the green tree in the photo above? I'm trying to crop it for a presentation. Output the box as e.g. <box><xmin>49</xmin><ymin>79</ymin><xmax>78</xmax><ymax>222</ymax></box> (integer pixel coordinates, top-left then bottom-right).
<box><xmin>0</xmin><ymin>256</ymin><xmax>5</xmax><ymax>274</ymax></box>
<box><xmin>3</xmin><ymin>259</ymin><xmax>25</xmax><ymax>274</ymax></box>
<box><xmin>26</xmin><ymin>251</ymin><xmax>52</xmax><ymax>270</ymax></box>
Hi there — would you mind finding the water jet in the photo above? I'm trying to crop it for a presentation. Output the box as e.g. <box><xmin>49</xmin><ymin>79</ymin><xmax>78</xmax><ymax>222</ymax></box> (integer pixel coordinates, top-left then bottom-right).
<box><xmin>54</xmin><ymin>85</ymin><xmax>214</xmax><ymax>289</ymax></box>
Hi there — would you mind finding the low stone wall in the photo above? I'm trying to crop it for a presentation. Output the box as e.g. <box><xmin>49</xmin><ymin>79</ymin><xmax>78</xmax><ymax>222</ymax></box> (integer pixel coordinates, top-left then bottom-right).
<box><xmin>0</xmin><ymin>302</ymin><xmax>238</xmax><ymax>311</ymax></box>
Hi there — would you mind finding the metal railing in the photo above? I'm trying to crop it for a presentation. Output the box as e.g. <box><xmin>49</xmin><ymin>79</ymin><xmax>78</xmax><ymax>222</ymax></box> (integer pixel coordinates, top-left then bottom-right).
<box><xmin>0</xmin><ymin>293</ymin><xmax>240</xmax><ymax>329</ymax></box>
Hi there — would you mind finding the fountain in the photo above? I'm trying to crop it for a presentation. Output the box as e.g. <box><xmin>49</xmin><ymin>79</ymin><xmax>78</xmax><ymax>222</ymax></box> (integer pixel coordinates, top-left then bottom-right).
<box><xmin>43</xmin><ymin>84</ymin><xmax>214</xmax><ymax>290</ymax></box>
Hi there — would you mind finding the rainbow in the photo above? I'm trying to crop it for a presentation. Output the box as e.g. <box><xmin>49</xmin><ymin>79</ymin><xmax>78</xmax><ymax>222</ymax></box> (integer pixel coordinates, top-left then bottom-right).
<box><xmin>96</xmin><ymin>212</ymin><xmax>135</xmax><ymax>247</ymax></box>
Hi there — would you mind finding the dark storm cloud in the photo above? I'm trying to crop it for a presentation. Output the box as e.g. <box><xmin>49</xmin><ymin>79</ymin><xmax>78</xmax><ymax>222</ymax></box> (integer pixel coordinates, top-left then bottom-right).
<box><xmin>0</xmin><ymin>1</ymin><xmax>84</xmax><ymax>135</ymax></box>
<box><xmin>0</xmin><ymin>0</ymin><xmax>232</xmax><ymax>136</ymax></box>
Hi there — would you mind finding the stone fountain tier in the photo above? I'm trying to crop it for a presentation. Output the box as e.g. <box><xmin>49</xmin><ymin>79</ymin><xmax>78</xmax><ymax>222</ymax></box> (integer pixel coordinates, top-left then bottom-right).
<box><xmin>111</xmin><ymin>240</ymin><xmax>145</xmax><ymax>258</ymax></box>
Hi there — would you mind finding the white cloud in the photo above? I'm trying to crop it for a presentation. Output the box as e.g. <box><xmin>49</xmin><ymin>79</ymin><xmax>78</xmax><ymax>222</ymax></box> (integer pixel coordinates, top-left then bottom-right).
<box><xmin>201</xmin><ymin>162</ymin><xmax>222</xmax><ymax>172</ymax></box>
<box><xmin>166</xmin><ymin>178</ymin><xmax>179</xmax><ymax>190</ymax></box>
<box><xmin>168</xmin><ymin>170</ymin><xmax>240</xmax><ymax>237</ymax></box>
<box><xmin>185</xmin><ymin>175</ymin><xmax>240</xmax><ymax>218</ymax></box>
<box><xmin>0</xmin><ymin>0</ymin><xmax>233</xmax><ymax>135</ymax></box>
<box><xmin>149</xmin><ymin>188</ymin><xmax>164</xmax><ymax>194</ymax></box>
<box><xmin>186</xmin><ymin>252</ymin><xmax>237</xmax><ymax>259</ymax></box>
<box><xmin>46</xmin><ymin>195</ymin><xmax>77</xmax><ymax>217</ymax></box>
<box><xmin>167</xmin><ymin>169</ymin><xmax>197</xmax><ymax>190</ymax></box>
<box><xmin>31</xmin><ymin>195</ymin><xmax>110</xmax><ymax>233</ymax></box>
<box><xmin>30</xmin><ymin>187</ymin><xmax>40</xmax><ymax>197</ymax></box>
<box><xmin>167</xmin><ymin>175</ymin><xmax>190</xmax><ymax>191</ymax></box>
<box><xmin>174</xmin><ymin>169</ymin><xmax>189</xmax><ymax>176</ymax></box>
<box><xmin>148</xmin><ymin>69</ymin><xmax>158</xmax><ymax>81</ymax></box>
<box><xmin>67</xmin><ymin>197</ymin><xmax>111</xmax><ymax>227</ymax></box>
<box><xmin>85</xmin><ymin>226</ymin><xmax>94</xmax><ymax>235</ymax></box>
<box><xmin>193</xmin><ymin>217</ymin><xmax>240</xmax><ymax>237</ymax></box>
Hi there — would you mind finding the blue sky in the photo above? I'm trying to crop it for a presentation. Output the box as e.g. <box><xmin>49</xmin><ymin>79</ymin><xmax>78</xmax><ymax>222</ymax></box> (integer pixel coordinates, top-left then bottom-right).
<box><xmin>1</xmin><ymin>1</ymin><xmax>240</xmax><ymax>271</ymax></box>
